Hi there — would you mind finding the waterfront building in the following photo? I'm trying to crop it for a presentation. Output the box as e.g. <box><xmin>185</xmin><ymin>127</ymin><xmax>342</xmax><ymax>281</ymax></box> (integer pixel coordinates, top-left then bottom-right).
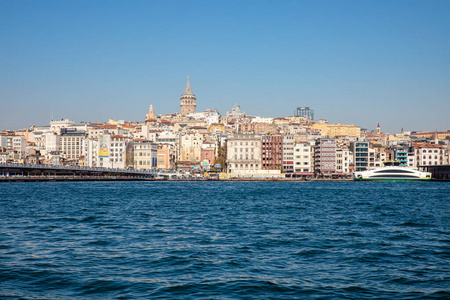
<box><xmin>109</xmin><ymin>135</ymin><xmax>128</xmax><ymax>169</ymax></box>
<box><xmin>133</xmin><ymin>139</ymin><xmax>157</xmax><ymax>170</ymax></box>
<box><xmin>393</xmin><ymin>148</ymin><xmax>408</xmax><ymax>166</ymax></box>
<box><xmin>314</xmin><ymin>139</ymin><xmax>337</xmax><ymax>177</ymax></box>
<box><xmin>261</xmin><ymin>134</ymin><xmax>283</xmax><ymax>170</ymax></box>
<box><xmin>180</xmin><ymin>76</ymin><xmax>196</xmax><ymax>116</ymax></box>
<box><xmin>293</xmin><ymin>142</ymin><xmax>313</xmax><ymax>174</ymax></box>
<box><xmin>351</xmin><ymin>141</ymin><xmax>369</xmax><ymax>172</ymax></box>
<box><xmin>226</xmin><ymin>134</ymin><xmax>262</xmax><ymax>173</ymax></box>
<box><xmin>200</xmin><ymin>145</ymin><xmax>215</xmax><ymax>168</ymax></box>
<box><xmin>294</xmin><ymin>107</ymin><xmax>314</xmax><ymax>120</ymax></box>
<box><xmin>60</xmin><ymin>131</ymin><xmax>86</xmax><ymax>163</ymax></box>
<box><xmin>335</xmin><ymin>147</ymin><xmax>351</xmax><ymax>175</ymax></box>
<box><xmin>411</xmin><ymin>143</ymin><xmax>445</xmax><ymax>166</ymax></box>
<box><xmin>82</xmin><ymin>138</ymin><xmax>99</xmax><ymax>167</ymax></box>
<box><xmin>12</xmin><ymin>136</ymin><xmax>27</xmax><ymax>158</ymax></box>
<box><xmin>282</xmin><ymin>134</ymin><xmax>299</xmax><ymax>173</ymax></box>
<box><xmin>157</xmin><ymin>145</ymin><xmax>172</xmax><ymax>170</ymax></box>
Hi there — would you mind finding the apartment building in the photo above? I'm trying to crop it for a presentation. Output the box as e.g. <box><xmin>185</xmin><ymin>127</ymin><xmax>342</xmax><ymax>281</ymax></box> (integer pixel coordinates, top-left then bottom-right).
<box><xmin>261</xmin><ymin>134</ymin><xmax>283</xmax><ymax>170</ymax></box>
<box><xmin>314</xmin><ymin>139</ymin><xmax>336</xmax><ymax>177</ymax></box>
<box><xmin>227</xmin><ymin>134</ymin><xmax>262</xmax><ymax>173</ymax></box>
<box><xmin>293</xmin><ymin>142</ymin><xmax>313</xmax><ymax>173</ymax></box>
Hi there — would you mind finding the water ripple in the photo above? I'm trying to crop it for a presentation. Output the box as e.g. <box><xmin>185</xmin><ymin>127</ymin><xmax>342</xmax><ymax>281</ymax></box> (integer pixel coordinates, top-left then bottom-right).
<box><xmin>0</xmin><ymin>181</ymin><xmax>449</xmax><ymax>299</ymax></box>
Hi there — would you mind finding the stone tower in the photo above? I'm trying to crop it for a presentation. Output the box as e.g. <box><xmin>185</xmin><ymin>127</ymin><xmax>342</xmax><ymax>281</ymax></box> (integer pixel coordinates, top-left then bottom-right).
<box><xmin>146</xmin><ymin>105</ymin><xmax>156</xmax><ymax>120</ymax></box>
<box><xmin>180</xmin><ymin>76</ymin><xmax>196</xmax><ymax>116</ymax></box>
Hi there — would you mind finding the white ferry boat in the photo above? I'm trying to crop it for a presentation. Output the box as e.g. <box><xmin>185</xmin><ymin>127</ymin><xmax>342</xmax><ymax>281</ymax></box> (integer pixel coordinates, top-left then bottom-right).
<box><xmin>353</xmin><ymin>161</ymin><xmax>432</xmax><ymax>181</ymax></box>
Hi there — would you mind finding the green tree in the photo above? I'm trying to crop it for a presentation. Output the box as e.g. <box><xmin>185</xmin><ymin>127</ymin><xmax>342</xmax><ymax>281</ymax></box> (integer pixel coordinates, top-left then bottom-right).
<box><xmin>213</xmin><ymin>142</ymin><xmax>227</xmax><ymax>172</ymax></box>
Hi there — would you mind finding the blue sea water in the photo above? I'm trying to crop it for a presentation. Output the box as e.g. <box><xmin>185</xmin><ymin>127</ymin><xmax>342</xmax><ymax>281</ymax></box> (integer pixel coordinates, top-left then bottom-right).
<box><xmin>0</xmin><ymin>181</ymin><xmax>449</xmax><ymax>299</ymax></box>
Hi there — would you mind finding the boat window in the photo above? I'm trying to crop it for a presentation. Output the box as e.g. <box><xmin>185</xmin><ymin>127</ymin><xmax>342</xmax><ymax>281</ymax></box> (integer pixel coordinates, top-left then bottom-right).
<box><xmin>374</xmin><ymin>169</ymin><xmax>415</xmax><ymax>174</ymax></box>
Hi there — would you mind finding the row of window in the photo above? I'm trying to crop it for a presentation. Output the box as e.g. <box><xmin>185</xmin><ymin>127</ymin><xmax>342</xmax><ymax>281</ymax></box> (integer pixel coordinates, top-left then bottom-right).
<box><xmin>230</xmin><ymin>142</ymin><xmax>256</xmax><ymax>146</ymax></box>
<box><xmin>234</xmin><ymin>148</ymin><xmax>254</xmax><ymax>153</ymax></box>
<box><xmin>234</xmin><ymin>155</ymin><xmax>255</xmax><ymax>160</ymax></box>
<box><xmin>230</xmin><ymin>163</ymin><xmax>259</xmax><ymax>168</ymax></box>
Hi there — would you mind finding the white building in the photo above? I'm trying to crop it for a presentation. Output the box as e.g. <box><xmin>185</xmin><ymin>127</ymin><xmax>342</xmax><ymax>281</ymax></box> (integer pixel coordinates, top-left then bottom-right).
<box><xmin>50</xmin><ymin>119</ymin><xmax>91</xmax><ymax>134</ymax></box>
<box><xmin>411</xmin><ymin>143</ymin><xmax>445</xmax><ymax>166</ymax></box>
<box><xmin>82</xmin><ymin>138</ymin><xmax>99</xmax><ymax>168</ymax></box>
<box><xmin>251</xmin><ymin>116</ymin><xmax>274</xmax><ymax>124</ymax></box>
<box><xmin>282</xmin><ymin>134</ymin><xmax>299</xmax><ymax>173</ymax></box>
<box><xmin>226</xmin><ymin>134</ymin><xmax>262</xmax><ymax>173</ymax></box>
<box><xmin>293</xmin><ymin>143</ymin><xmax>313</xmax><ymax>173</ymax></box>
<box><xmin>12</xmin><ymin>136</ymin><xmax>27</xmax><ymax>158</ymax></box>
<box><xmin>336</xmin><ymin>147</ymin><xmax>351</xmax><ymax>175</ymax></box>
<box><xmin>109</xmin><ymin>135</ymin><xmax>128</xmax><ymax>169</ymax></box>
<box><xmin>45</xmin><ymin>132</ymin><xmax>61</xmax><ymax>153</ymax></box>
<box><xmin>186</xmin><ymin>109</ymin><xmax>220</xmax><ymax>125</ymax></box>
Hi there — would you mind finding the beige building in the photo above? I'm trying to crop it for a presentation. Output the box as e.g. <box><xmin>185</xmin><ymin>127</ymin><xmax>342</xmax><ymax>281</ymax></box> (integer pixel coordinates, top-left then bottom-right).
<box><xmin>336</xmin><ymin>147</ymin><xmax>351</xmax><ymax>175</ymax></box>
<box><xmin>60</xmin><ymin>132</ymin><xmax>85</xmax><ymax>162</ymax></box>
<box><xmin>133</xmin><ymin>139</ymin><xmax>157</xmax><ymax>170</ymax></box>
<box><xmin>312</xmin><ymin>123</ymin><xmax>361</xmax><ymax>138</ymax></box>
<box><xmin>178</xmin><ymin>131</ymin><xmax>203</xmax><ymax>162</ymax></box>
<box><xmin>227</xmin><ymin>134</ymin><xmax>262</xmax><ymax>173</ymax></box>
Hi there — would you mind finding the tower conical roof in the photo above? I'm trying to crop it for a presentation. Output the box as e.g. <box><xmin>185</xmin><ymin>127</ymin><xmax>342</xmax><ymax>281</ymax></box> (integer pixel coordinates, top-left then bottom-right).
<box><xmin>183</xmin><ymin>75</ymin><xmax>194</xmax><ymax>95</ymax></box>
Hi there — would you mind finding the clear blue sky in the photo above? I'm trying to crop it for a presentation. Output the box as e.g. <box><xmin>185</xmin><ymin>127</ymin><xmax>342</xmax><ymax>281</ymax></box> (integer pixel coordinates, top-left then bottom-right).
<box><xmin>1</xmin><ymin>0</ymin><xmax>449</xmax><ymax>133</ymax></box>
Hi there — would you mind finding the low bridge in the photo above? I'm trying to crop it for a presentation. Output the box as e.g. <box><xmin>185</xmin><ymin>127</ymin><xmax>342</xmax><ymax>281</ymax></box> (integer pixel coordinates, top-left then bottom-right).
<box><xmin>0</xmin><ymin>163</ymin><xmax>157</xmax><ymax>178</ymax></box>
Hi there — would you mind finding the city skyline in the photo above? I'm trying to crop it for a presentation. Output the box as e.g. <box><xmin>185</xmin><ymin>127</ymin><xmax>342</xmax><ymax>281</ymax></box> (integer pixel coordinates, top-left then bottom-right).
<box><xmin>1</xmin><ymin>0</ymin><xmax>449</xmax><ymax>133</ymax></box>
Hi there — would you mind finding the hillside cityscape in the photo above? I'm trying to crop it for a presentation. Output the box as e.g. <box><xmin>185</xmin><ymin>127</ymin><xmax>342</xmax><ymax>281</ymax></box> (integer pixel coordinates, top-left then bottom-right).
<box><xmin>1</xmin><ymin>76</ymin><xmax>449</xmax><ymax>179</ymax></box>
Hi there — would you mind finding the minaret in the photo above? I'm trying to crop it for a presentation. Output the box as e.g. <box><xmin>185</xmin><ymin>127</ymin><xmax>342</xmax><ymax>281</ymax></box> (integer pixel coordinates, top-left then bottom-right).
<box><xmin>377</xmin><ymin>123</ymin><xmax>381</xmax><ymax>134</ymax></box>
<box><xmin>180</xmin><ymin>76</ymin><xmax>196</xmax><ymax>116</ymax></box>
